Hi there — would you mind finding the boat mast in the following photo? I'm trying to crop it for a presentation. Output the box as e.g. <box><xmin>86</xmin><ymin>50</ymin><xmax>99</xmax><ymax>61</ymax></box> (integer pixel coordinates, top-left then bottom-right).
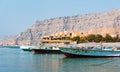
<box><xmin>100</xmin><ymin>41</ymin><xmax>103</xmax><ymax>50</ymax></box>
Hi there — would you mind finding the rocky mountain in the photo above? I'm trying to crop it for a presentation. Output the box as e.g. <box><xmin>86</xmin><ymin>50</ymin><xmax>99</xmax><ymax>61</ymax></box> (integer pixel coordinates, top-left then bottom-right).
<box><xmin>1</xmin><ymin>9</ymin><xmax>120</xmax><ymax>45</ymax></box>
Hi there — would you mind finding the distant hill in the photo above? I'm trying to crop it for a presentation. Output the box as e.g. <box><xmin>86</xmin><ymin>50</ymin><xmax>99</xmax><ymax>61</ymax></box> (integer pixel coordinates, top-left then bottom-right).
<box><xmin>0</xmin><ymin>9</ymin><xmax>120</xmax><ymax>45</ymax></box>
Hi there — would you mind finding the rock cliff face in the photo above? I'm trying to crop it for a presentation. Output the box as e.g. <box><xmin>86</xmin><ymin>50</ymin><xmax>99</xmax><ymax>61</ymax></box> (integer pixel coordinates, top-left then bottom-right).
<box><xmin>1</xmin><ymin>9</ymin><xmax>120</xmax><ymax>45</ymax></box>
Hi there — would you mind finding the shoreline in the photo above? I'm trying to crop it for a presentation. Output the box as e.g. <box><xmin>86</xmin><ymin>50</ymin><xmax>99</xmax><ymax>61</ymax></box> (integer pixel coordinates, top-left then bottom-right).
<box><xmin>77</xmin><ymin>42</ymin><xmax>120</xmax><ymax>47</ymax></box>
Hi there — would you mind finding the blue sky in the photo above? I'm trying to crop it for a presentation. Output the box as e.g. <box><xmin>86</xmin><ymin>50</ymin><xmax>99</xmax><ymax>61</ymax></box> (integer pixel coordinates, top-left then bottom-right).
<box><xmin>0</xmin><ymin>0</ymin><xmax>120</xmax><ymax>38</ymax></box>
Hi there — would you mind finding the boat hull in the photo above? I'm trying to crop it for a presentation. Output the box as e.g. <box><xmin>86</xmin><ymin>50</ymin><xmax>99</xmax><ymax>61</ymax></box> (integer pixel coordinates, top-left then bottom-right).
<box><xmin>32</xmin><ymin>49</ymin><xmax>62</xmax><ymax>54</ymax></box>
<box><xmin>59</xmin><ymin>47</ymin><xmax>120</xmax><ymax>58</ymax></box>
<box><xmin>62</xmin><ymin>52</ymin><xmax>120</xmax><ymax>58</ymax></box>
<box><xmin>21</xmin><ymin>49</ymin><xmax>32</xmax><ymax>51</ymax></box>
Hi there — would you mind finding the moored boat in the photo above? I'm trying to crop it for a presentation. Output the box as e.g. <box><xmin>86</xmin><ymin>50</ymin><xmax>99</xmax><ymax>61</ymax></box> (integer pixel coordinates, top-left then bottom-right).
<box><xmin>20</xmin><ymin>46</ymin><xmax>39</xmax><ymax>51</ymax></box>
<box><xmin>0</xmin><ymin>45</ymin><xmax>20</xmax><ymax>48</ymax></box>
<box><xmin>59</xmin><ymin>44</ymin><xmax>120</xmax><ymax>58</ymax></box>
<box><xmin>31</xmin><ymin>45</ymin><xmax>62</xmax><ymax>54</ymax></box>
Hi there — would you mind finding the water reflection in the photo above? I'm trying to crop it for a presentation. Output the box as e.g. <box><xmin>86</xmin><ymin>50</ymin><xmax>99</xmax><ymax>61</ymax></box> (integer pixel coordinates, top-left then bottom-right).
<box><xmin>1</xmin><ymin>48</ymin><xmax>120</xmax><ymax>72</ymax></box>
<box><xmin>29</xmin><ymin>54</ymin><xmax>64</xmax><ymax>72</ymax></box>
<box><xmin>59</xmin><ymin>57</ymin><xmax>120</xmax><ymax>72</ymax></box>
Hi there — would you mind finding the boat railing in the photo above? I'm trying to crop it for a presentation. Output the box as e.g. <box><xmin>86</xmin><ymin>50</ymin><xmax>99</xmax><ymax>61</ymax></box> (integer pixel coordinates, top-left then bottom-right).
<box><xmin>59</xmin><ymin>43</ymin><xmax>120</xmax><ymax>51</ymax></box>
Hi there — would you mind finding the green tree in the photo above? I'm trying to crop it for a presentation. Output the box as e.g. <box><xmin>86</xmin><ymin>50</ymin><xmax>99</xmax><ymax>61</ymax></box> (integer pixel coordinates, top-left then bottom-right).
<box><xmin>95</xmin><ymin>34</ymin><xmax>103</xmax><ymax>42</ymax></box>
<box><xmin>113</xmin><ymin>35</ymin><xmax>120</xmax><ymax>42</ymax></box>
<box><xmin>71</xmin><ymin>36</ymin><xmax>80</xmax><ymax>41</ymax></box>
<box><xmin>80</xmin><ymin>36</ymin><xmax>87</xmax><ymax>43</ymax></box>
<box><xmin>87</xmin><ymin>34</ymin><xmax>96</xmax><ymax>42</ymax></box>
<box><xmin>104</xmin><ymin>34</ymin><xmax>113</xmax><ymax>42</ymax></box>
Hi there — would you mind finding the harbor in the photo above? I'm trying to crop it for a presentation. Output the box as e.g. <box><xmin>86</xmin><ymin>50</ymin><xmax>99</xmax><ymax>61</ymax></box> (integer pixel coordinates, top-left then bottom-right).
<box><xmin>1</xmin><ymin>0</ymin><xmax>120</xmax><ymax>72</ymax></box>
<box><xmin>1</xmin><ymin>46</ymin><xmax>120</xmax><ymax>72</ymax></box>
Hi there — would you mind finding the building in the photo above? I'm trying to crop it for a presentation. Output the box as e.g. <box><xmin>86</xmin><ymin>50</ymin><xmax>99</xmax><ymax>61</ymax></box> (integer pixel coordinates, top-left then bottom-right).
<box><xmin>41</xmin><ymin>30</ymin><xmax>83</xmax><ymax>43</ymax></box>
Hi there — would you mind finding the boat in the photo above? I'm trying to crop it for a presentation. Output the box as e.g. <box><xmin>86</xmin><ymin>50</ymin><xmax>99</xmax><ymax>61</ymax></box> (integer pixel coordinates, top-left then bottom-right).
<box><xmin>31</xmin><ymin>44</ymin><xmax>62</xmax><ymax>54</ymax></box>
<box><xmin>1</xmin><ymin>45</ymin><xmax>20</xmax><ymax>48</ymax></box>
<box><xmin>59</xmin><ymin>44</ymin><xmax>120</xmax><ymax>57</ymax></box>
<box><xmin>20</xmin><ymin>46</ymin><xmax>39</xmax><ymax>51</ymax></box>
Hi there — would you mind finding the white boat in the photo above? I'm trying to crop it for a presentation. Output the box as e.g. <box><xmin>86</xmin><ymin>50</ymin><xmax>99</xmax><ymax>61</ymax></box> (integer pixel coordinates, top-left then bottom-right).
<box><xmin>59</xmin><ymin>44</ymin><xmax>120</xmax><ymax>57</ymax></box>
<box><xmin>20</xmin><ymin>46</ymin><xmax>39</xmax><ymax>51</ymax></box>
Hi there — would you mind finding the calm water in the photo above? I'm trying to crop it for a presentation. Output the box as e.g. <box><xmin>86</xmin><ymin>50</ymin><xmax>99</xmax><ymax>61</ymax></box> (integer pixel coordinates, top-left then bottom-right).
<box><xmin>0</xmin><ymin>47</ymin><xmax>120</xmax><ymax>72</ymax></box>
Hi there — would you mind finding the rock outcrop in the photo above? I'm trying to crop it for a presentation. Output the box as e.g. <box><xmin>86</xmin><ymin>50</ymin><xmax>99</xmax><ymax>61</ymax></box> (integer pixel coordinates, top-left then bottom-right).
<box><xmin>1</xmin><ymin>9</ymin><xmax>120</xmax><ymax>45</ymax></box>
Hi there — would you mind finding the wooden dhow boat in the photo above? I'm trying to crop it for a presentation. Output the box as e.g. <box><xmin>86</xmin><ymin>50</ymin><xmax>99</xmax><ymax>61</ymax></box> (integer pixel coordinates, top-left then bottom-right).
<box><xmin>59</xmin><ymin>44</ymin><xmax>120</xmax><ymax>58</ymax></box>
